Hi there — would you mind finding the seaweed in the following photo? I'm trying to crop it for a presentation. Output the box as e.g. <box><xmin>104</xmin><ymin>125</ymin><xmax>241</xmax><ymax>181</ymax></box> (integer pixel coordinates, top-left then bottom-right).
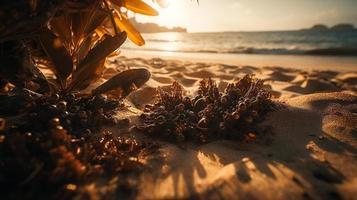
<box><xmin>137</xmin><ymin>75</ymin><xmax>275</xmax><ymax>143</ymax></box>
<box><xmin>0</xmin><ymin>92</ymin><xmax>158</xmax><ymax>199</ymax></box>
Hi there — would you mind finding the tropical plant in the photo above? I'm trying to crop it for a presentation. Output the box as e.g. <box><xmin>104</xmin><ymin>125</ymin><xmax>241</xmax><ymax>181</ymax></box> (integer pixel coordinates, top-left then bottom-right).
<box><xmin>0</xmin><ymin>0</ymin><xmax>160</xmax><ymax>96</ymax></box>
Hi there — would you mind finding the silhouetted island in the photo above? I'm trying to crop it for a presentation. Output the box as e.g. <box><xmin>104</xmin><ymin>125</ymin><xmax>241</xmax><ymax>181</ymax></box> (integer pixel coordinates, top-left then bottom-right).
<box><xmin>301</xmin><ymin>23</ymin><xmax>356</xmax><ymax>31</ymax></box>
<box><xmin>129</xmin><ymin>18</ymin><xmax>187</xmax><ymax>33</ymax></box>
<box><xmin>308</xmin><ymin>24</ymin><xmax>329</xmax><ymax>31</ymax></box>
<box><xmin>331</xmin><ymin>23</ymin><xmax>355</xmax><ymax>31</ymax></box>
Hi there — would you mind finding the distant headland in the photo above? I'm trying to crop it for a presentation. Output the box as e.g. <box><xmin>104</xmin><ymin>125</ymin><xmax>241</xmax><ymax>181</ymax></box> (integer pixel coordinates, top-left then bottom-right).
<box><xmin>301</xmin><ymin>23</ymin><xmax>356</xmax><ymax>31</ymax></box>
<box><xmin>129</xmin><ymin>18</ymin><xmax>187</xmax><ymax>33</ymax></box>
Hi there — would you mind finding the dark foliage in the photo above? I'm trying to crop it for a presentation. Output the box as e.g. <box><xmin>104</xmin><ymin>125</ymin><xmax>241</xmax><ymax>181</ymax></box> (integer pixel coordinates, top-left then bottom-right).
<box><xmin>0</xmin><ymin>92</ymin><xmax>157</xmax><ymax>199</ymax></box>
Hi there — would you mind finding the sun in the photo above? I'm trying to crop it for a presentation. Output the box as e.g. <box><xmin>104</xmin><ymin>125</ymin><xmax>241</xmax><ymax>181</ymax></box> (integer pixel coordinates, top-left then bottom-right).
<box><xmin>135</xmin><ymin>0</ymin><xmax>189</xmax><ymax>30</ymax></box>
<box><xmin>155</xmin><ymin>0</ymin><xmax>187</xmax><ymax>28</ymax></box>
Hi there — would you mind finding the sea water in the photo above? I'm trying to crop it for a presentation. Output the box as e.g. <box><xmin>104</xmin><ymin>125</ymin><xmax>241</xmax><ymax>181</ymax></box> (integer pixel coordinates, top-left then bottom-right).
<box><xmin>122</xmin><ymin>30</ymin><xmax>357</xmax><ymax>56</ymax></box>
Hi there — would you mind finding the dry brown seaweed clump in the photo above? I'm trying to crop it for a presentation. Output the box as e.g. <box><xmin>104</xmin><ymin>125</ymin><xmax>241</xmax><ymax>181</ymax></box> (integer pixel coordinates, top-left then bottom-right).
<box><xmin>0</xmin><ymin>93</ymin><xmax>157</xmax><ymax>199</ymax></box>
<box><xmin>0</xmin><ymin>130</ymin><xmax>155</xmax><ymax>199</ymax></box>
<box><xmin>137</xmin><ymin>75</ymin><xmax>274</xmax><ymax>143</ymax></box>
<box><xmin>0</xmin><ymin>132</ymin><xmax>156</xmax><ymax>199</ymax></box>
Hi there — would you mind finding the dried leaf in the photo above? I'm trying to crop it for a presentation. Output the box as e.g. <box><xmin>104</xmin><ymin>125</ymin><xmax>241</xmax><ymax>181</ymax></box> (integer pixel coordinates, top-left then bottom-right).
<box><xmin>84</xmin><ymin>9</ymin><xmax>108</xmax><ymax>36</ymax></box>
<box><xmin>92</xmin><ymin>68</ymin><xmax>151</xmax><ymax>96</ymax></box>
<box><xmin>69</xmin><ymin>32</ymin><xmax>127</xmax><ymax>91</ymax></box>
<box><xmin>76</xmin><ymin>31</ymin><xmax>127</xmax><ymax>72</ymax></box>
<box><xmin>111</xmin><ymin>0</ymin><xmax>158</xmax><ymax>16</ymax></box>
<box><xmin>77</xmin><ymin>36</ymin><xmax>92</xmax><ymax>63</ymax></box>
<box><xmin>71</xmin><ymin>12</ymin><xmax>85</xmax><ymax>45</ymax></box>
<box><xmin>69</xmin><ymin>59</ymin><xmax>106</xmax><ymax>91</ymax></box>
<box><xmin>71</xmin><ymin>8</ymin><xmax>107</xmax><ymax>46</ymax></box>
<box><xmin>110</xmin><ymin>0</ymin><xmax>124</xmax><ymax>7</ymax></box>
<box><xmin>95</xmin><ymin>27</ymin><xmax>107</xmax><ymax>38</ymax></box>
<box><xmin>108</xmin><ymin>50</ymin><xmax>121</xmax><ymax>57</ymax></box>
<box><xmin>49</xmin><ymin>15</ymin><xmax>72</xmax><ymax>46</ymax></box>
<box><xmin>99</xmin><ymin>19</ymin><xmax>117</xmax><ymax>36</ymax></box>
<box><xmin>114</xmin><ymin>12</ymin><xmax>145</xmax><ymax>46</ymax></box>
<box><xmin>39</xmin><ymin>29</ymin><xmax>73</xmax><ymax>86</ymax></box>
<box><xmin>25</xmin><ymin>61</ymin><xmax>51</xmax><ymax>93</ymax></box>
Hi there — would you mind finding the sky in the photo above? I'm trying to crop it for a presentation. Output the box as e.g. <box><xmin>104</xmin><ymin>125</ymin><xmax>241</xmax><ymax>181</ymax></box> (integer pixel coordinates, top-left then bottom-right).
<box><xmin>135</xmin><ymin>0</ymin><xmax>357</xmax><ymax>32</ymax></box>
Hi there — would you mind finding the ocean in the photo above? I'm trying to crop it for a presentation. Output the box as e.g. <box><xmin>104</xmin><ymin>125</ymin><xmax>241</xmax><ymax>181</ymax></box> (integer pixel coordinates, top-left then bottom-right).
<box><xmin>122</xmin><ymin>30</ymin><xmax>357</xmax><ymax>56</ymax></box>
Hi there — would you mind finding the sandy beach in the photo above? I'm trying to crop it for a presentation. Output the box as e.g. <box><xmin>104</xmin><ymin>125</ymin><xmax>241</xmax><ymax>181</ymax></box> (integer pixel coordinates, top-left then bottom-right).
<box><xmin>120</xmin><ymin>49</ymin><xmax>357</xmax><ymax>72</ymax></box>
<box><xmin>85</xmin><ymin>54</ymin><xmax>357</xmax><ymax>199</ymax></box>
<box><xmin>1</xmin><ymin>0</ymin><xmax>357</xmax><ymax>199</ymax></box>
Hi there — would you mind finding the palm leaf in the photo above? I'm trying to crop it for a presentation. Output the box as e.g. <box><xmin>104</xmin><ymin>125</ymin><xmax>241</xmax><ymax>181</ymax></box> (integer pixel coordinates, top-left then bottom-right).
<box><xmin>69</xmin><ymin>32</ymin><xmax>127</xmax><ymax>91</ymax></box>
<box><xmin>39</xmin><ymin>29</ymin><xmax>73</xmax><ymax>87</ymax></box>
<box><xmin>111</xmin><ymin>0</ymin><xmax>158</xmax><ymax>16</ymax></box>
<box><xmin>114</xmin><ymin>12</ymin><xmax>145</xmax><ymax>46</ymax></box>
<box><xmin>71</xmin><ymin>12</ymin><xmax>84</xmax><ymax>45</ymax></box>
<box><xmin>84</xmin><ymin>9</ymin><xmax>108</xmax><ymax>36</ymax></box>
<box><xmin>77</xmin><ymin>36</ymin><xmax>92</xmax><ymax>63</ymax></box>
<box><xmin>92</xmin><ymin>68</ymin><xmax>151</xmax><ymax>96</ymax></box>
<box><xmin>71</xmin><ymin>8</ymin><xmax>107</xmax><ymax>47</ymax></box>
<box><xmin>76</xmin><ymin>31</ymin><xmax>127</xmax><ymax>72</ymax></box>
<box><xmin>49</xmin><ymin>15</ymin><xmax>72</xmax><ymax>47</ymax></box>
<box><xmin>95</xmin><ymin>27</ymin><xmax>107</xmax><ymax>38</ymax></box>
<box><xmin>69</xmin><ymin>59</ymin><xmax>106</xmax><ymax>91</ymax></box>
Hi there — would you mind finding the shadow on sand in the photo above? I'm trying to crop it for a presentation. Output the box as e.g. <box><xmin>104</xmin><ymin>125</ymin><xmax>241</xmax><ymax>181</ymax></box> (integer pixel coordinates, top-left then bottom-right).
<box><xmin>141</xmin><ymin>93</ymin><xmax>357</xmax><ymax>200</ymax></box>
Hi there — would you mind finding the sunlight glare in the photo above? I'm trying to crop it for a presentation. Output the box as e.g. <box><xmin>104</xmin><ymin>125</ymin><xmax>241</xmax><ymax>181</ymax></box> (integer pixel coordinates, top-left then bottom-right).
<box><xmin>155</xmin><ymin>0</ymin><xmax>187</xmax><ymax>28</ymax></box>
<box><xmin>156</xmin><ymin>0</ymin><xmax>171</xmax><ymax>8</ymax></box>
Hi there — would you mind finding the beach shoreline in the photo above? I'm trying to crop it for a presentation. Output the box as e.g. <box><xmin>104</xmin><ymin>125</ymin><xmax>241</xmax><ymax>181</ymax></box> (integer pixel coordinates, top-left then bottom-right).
<box><xmin>120</xmin><ymin>49</ymin><xmax>357</xmax><ymax>72</ymax></box>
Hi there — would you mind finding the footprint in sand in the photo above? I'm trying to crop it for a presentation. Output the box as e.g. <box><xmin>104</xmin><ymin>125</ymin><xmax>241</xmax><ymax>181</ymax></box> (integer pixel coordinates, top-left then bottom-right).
<box><xmin>165</xmin><ymin>65</ymin><xmax>188</xmax><ymax>72</ymax></box>
<box><xmin>168</xmin><ymin>72</ymin><xmax>198</xmax><ymax>87</ymax></box>
<box><xmin>291</xmin><ymin>74</ymin><xmax>307</xmax><ymax>84</ymax></box>
<box><xmin>265</xmin><ymin>71</ymin><xmax>295</xmax><ymax>82</ymax></box>
<box><xmin>191</xmin><ymin>63</ymin><xmax>210</xmax><ymax>70</ymax></box>
<box><xmin>151</xmin><ymin>75</ymin><xmax>174</xmax><ymax>84</ymax></box>
<box><xmin>184</xmin><ymin>70</ymin><xmax>215</xmax><ymax>78</ymax></box>
<box><xmin>310</xmin><ymin>70</ymin><xmax>339</xmax><ymax>80</ymax></box>
<box><xmin>176</xmin><ymin>78</ymin><xmax>198</xmax><ymax>87</ymax></box>
<box><xmin>229</xmin><ymin>66</ymin><xmax>259</xmax><ymax>74</ymax></box>
<box><xmin>284</xmin><ymin>78</ymin><xmax>339</xmax><ymax>94</ymax></box>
